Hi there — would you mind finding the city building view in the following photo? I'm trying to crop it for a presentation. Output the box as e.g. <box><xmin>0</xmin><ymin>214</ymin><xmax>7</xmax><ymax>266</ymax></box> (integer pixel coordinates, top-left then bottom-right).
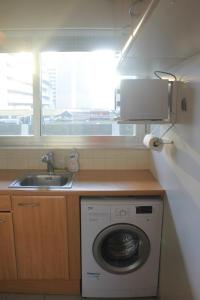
<box><xmin>0</xmin><ymin>52</ymin><xmax>134</xmax><ymax>136</ymax></box>
<box><xmin>0</xmin><ymin>53</ymin><xmax>33</xmax><ymax>135</ymax></box>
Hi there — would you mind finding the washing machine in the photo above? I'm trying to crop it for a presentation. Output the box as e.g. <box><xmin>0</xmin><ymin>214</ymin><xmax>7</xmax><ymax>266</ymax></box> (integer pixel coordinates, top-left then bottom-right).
<box><xmin>81</xmin><ymin>196</ymin><xmax>163</xmax><ymax>298</ymax></box>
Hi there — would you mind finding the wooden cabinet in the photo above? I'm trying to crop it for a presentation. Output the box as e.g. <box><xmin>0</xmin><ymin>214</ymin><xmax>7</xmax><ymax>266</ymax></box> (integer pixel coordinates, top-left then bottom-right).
<box><xmin>0</xmin><ymin>195</ymin><xmax>11</xmax><ymax>211</ymax></box>
<box><xmin>0</xmin><ymin>213</ymin><xmax>17</xmax><ymax>280</ymax></box>
<box><xmin>0</xmin><ymin>193</ymin><xmax>80</xmax><ymax>293</ymax></box>
<box><xmin>0</xmin><ymin>195</ymin><xmax>17</xmax><ymax>280</ymax></box>
<box><xmin>12</xmin><ymin>195</ymin><xmax>69</xmax><ymax>280</ymax></box>
<box><xmin>67</xmin><ymin>194</ymin><xmax>80</xmax><ymax>280</ymax></box>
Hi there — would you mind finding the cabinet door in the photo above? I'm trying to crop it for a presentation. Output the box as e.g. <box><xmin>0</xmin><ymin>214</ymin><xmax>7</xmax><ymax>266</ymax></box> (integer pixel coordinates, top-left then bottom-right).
<box><xmin>12</xmin><ymin>195</ymin><xmax>69</xmax><ymax>280</ymax></box>
<box><xmin>0</xmin><ymin>213</ymin><xmax>17</xmax><ymax>280</ymax></box>
<box><xmin>67</xmin><ymin>194</ymin><xmax>80</xmax><ymax>280</ymax></box>
<box><xmin>0</xmin><ymin>195</ymin><xmax>11</xmax><ymax>211</ymax></box>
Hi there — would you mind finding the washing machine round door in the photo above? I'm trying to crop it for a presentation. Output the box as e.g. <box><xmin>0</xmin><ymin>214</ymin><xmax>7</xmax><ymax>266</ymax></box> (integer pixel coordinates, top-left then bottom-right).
<box><xmin>93</xmin><ymin>223</ymin><xmax>150</xmax><ymax>274</ymax></box>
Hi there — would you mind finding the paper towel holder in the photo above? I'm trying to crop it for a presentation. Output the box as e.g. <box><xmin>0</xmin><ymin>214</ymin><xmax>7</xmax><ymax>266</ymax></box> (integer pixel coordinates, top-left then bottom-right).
<box><xmin>151</xmin><ymin>137</ymin><xmax>173</xmax><ymax>148</ymax></box>
<box><xmin>143</xmin><ymin>135</ymin><xmax>173</xmax><ymax>150</ymax></box>
<box><xmin>143</xmin><ymin>124</ymin><xmax>174</xmax><ymax>150</ymax></box>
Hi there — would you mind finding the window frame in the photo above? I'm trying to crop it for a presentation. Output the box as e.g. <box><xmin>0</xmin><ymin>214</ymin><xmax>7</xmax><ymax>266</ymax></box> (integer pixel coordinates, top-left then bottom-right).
<box><xmin>0</xmin><ymin>49</ymin><xmax>145</xmax><ymax>148</ymax></box>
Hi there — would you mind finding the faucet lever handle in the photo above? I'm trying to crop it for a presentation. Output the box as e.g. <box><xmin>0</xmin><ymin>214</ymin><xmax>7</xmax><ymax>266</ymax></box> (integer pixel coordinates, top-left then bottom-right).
<box><xmin>41</xmin><ymin>152</ymin><xmax>55</xmax><ymax>174</ymax></box>
<box><xmin>41</xmin><ymin>152</ymin><xmax>54</xmax><ymax>162</ymax></box>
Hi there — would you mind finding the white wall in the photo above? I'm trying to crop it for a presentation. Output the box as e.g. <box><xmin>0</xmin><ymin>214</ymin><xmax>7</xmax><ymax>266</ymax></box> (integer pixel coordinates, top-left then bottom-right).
<box><xmin>0</xmin><ymin>0</ymin><xmax>132</xmax><ymax>29</ymax></box>
<box><xmin>0</xmin><ymin>0</ymin><xmax>113</xmax><ymax>28</ymax></box>
<box><xmin>0</xmin><ymin>148</ymin><xmax>150</xmax><ymax>170</ymax></box>
<box><xmin>150</xmin><ymin>53</ymin><xmax>200</xmax><ymax>300</ymax></box>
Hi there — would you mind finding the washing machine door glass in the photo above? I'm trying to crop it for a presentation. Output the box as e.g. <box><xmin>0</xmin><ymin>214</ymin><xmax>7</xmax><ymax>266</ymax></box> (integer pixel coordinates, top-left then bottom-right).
<box><xmin>93</xmin><ymin>223</ymin><xmax>150</xmax><ymax>274</ymax></box>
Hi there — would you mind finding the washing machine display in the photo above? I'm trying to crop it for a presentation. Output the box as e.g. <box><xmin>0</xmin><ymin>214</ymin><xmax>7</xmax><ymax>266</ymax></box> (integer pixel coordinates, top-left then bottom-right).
<box><xmin>81</xmin><ymin>197</ymin><xmax>163</xmax><ymax>298</ymax></box>
<box><xmin>93</xmin><ymin>223</ymin><xmax>150</xmax><ymax>274</ymax></box>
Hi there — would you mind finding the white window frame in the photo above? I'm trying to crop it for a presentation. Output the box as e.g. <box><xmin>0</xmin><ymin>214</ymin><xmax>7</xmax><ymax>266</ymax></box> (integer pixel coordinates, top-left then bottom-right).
<box><xmin>0</xmin><ymin>49</ymin><xmax>145</xmax><ymax>148</ymax></box>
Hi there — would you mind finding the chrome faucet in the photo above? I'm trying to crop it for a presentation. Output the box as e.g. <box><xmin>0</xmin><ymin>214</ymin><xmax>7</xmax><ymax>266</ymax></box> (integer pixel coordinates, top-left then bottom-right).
<box><xmin>41</xmin><ymin>152</ymin><xmax>54</xmax><ymax>174</ymax></box>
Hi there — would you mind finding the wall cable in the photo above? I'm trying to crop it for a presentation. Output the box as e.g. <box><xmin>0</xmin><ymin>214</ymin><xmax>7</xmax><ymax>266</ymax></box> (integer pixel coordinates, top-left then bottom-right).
<box><xmin>154</xmin><ymin>70</ymin><xmax>177</xmax><ymax>81</ymax></box>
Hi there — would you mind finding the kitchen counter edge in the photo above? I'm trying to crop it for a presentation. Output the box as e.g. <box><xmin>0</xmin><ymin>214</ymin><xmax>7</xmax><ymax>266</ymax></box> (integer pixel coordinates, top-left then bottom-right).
<box><xmin>0</xmin><ymin>169</ymin><xmax>164</xmax><ymax>197</ymax></box>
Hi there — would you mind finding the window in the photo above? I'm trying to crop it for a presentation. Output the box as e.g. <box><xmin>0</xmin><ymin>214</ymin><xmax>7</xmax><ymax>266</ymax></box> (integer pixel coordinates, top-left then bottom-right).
<box><xmin>41</xmin><ymin>51</ymin><xmax>135</xmax><ymax>137</ymax></box>
<box><xmin>0</xmin><ymin>53</ymin><xmax>33</xmax><ymax>136</ymax></box>
<box><xmin>0</xmin><ymin>49</ymin><xmax>144</xmax><ymax>147</ymax></box>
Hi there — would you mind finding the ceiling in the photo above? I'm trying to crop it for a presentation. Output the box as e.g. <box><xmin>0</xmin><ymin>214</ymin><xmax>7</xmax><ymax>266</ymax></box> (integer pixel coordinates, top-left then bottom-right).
<box><xmin>119</xmin><ymin>0</ymin><xmax>200</xmax><ymax>77</ymax></box>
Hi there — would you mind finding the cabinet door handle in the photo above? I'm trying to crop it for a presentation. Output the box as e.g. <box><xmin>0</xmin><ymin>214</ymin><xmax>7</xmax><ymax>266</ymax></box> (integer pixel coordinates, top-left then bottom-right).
<box><xmin>0</xmin><ymin>219</ymin><xmax>6</xmax><ymax>224</ymax></box>
<box><xmin>18</xmin><ymin>203</ymin><xmax>40</xmax><ymax>208</ymax></box>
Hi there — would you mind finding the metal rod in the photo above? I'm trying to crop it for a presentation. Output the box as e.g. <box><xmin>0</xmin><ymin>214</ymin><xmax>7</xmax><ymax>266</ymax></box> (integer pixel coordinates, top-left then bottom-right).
<box><xmin>117</xmin><ymin>0</ymin><xmax>160</xmax><ymax>68</ymax></box>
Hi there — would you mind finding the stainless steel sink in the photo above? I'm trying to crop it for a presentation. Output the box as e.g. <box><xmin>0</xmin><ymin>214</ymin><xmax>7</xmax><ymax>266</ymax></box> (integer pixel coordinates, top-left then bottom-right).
<box><xmin>9</xmin><ymin>172</ymin><xmax>73</xmax><ymax>189</ymax></box>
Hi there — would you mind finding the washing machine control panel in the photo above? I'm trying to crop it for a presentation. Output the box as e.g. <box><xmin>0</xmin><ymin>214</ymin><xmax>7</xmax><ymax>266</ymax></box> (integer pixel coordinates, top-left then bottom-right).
<box><xmin>112</xmin><ymin>206</ymin><xmax>153</xmax><ymax>217</ymax></box>
<box><xmin>136</xmin><ymin>206</ymin><xmax>152</xmax><ymax>214</ymax></box>
<box><xmin>115</xmin><ymin>208</ymin><xmax>128</xmax><ymax>217</ymax></box>
<box><xmin>111</xmin><ymin>205</ymin><xmax>153</xmax><ymax>222</ymax></box>
<box><xmin>111</xmin><ymin>207</ymin><xmax>130</xmax><ymax>221</ymax></box>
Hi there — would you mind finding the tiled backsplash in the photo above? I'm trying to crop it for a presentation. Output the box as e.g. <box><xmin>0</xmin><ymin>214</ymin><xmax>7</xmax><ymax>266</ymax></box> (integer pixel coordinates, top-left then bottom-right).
<box><xmin>0</xmin><ymin>148</ymin><xmax>150</xmax><ymax>170</ymax></box>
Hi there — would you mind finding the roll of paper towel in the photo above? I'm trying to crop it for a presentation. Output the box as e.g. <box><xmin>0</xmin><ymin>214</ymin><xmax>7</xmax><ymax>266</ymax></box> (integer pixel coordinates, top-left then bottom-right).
<box><xmin>143</xmin><ymin>134</ymin><xmax>163</xmax><ymax>151</ymax></box>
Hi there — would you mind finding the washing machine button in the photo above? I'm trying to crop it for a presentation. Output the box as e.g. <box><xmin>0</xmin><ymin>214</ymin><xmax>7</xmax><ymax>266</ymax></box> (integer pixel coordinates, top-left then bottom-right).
<box><xmin>119</xmin><ymin>209</ymin><xmax>127</xmax><ymax>216</ymax></box>
<box><xmin>115</xmin><ymin>208</ymin><xmax>128</xmax><ymax>217</ymax></box>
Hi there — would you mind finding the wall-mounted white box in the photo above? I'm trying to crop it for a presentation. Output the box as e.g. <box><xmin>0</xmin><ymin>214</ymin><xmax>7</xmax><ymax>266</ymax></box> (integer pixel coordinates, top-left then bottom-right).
<box><xmin>119</xmin><ymin>79</ymin><xmax>169</xmax><ymax>121</ymax></box>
